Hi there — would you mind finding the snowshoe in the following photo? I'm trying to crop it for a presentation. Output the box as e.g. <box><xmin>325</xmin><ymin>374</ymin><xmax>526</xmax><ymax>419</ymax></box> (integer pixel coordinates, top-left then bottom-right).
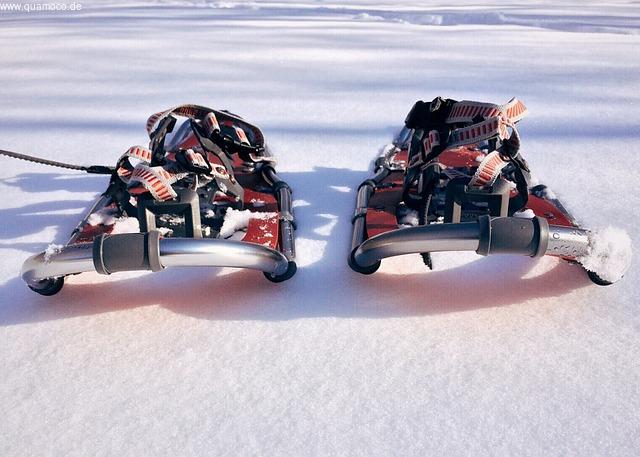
<box><xmin>348</xmin><ymin>97</ymin><xmax>631</xmax><ymax>285</ymax></box>
<box><xmin>15</xmin><ymin>104</ymin><xmax>296</xmax><ymax>295</ymax></box>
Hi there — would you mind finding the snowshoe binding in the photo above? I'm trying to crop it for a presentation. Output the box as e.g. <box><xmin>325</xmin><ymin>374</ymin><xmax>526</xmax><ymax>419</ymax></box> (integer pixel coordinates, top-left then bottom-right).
<box><xmin>348</xmin><ymin>97</ymin><xmax>631</xmax><ymax>285</ymax></box>
<box><xmin>15</xmin><ymin>104</ymin><xmax>296</xmax><ymax>295</ymax></box>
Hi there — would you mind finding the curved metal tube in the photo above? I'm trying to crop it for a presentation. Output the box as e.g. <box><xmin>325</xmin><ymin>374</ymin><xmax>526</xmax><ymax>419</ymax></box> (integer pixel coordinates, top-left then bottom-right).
<box><xmin>545</xmin><ymin>225</ymin><xmax>590</xmax><ymax>258</ymax></box>
<box><xmin>158</xmin><ymin>238</ymin><xmax>289</xmax><ymax>274</ymax></box>
<box><xmin>21</xmin><ymin>237</ymin><xmax>289</xmax><ymax>287</ymax></box>
<box><xmin>353</xmin><ymin>223</ymin><xmax>481</xmax><ymax>268</ymax></box>
<box><xmin>351</xmin><ymin>218</ymin><xmax>593</xmax><ymax>270</ymax></box>
<box><xmin>22</xmin><ymin>244</ymin><xmax>95</xmax><ymax>285</ymax></box>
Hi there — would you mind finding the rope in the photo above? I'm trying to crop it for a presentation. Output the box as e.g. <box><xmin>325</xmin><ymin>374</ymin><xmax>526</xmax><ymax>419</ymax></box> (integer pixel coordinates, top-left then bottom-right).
<box><xmin>0</xmin><ymin>148</ymin><xmax>113</xmax><ymax>174</ymax></box>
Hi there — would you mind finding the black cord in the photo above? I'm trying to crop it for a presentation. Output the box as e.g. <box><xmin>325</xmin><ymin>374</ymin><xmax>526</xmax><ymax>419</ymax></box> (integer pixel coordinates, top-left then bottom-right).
<box><xmin>0</xmin><ymin>149</ymin><xmax>113</xmax><ymax>174</ymax></box>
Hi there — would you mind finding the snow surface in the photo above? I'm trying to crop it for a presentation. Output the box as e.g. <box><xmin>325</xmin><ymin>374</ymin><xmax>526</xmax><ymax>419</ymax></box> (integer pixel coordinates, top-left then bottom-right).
<box><xmin>1</xmin><ymin>1</ymin><xmax>639</xmax><ymax>456</ymax></box>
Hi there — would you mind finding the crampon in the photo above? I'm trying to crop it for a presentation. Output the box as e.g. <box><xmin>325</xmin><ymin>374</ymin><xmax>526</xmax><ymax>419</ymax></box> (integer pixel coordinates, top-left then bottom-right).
<box><xmin>348</xmin><ymin>97</ymin><xmax>631</xmax><ymax>285</ymax></box>
<box><xmin>6</xmin><ymin>104</ymin><xmax>296</xmax><ymax>295</ymax></box>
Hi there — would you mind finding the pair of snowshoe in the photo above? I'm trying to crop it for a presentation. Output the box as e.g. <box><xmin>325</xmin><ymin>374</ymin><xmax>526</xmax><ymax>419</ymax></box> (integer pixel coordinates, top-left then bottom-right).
<box><xmin>3</xmin><ymin>99</ymin><xmax>630</xmax><ymax>296</ymax></box>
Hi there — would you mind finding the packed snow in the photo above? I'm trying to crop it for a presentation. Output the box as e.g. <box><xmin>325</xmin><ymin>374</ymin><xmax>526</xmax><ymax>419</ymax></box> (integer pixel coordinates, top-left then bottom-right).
<box><xmin>43</xmin><ymin>243</ymin><xmax>64</xmax><ymax>262</ymax></box>
<box><xmin>219</xmin><ymin>208</ymin><xmax>277</xmax><ymax>238</ymax></box>
<box><xmin>86</xmin><ymin>206</ymin><xmax>119</xmax><ymax>226</ymax></box>
<box><xmin>580</xmin><ymin>227</ymin><xmax>633</xmax><ymax>284</ymax></box>
<box><xmin>110</xmin><ymin>216</ymin><xmax>141</xmax><ymax>235</ymax></box>
<box><xmin>0</xmin><ymin>1</ymin><xmax>639</xmax><ymax>456</ymax></box>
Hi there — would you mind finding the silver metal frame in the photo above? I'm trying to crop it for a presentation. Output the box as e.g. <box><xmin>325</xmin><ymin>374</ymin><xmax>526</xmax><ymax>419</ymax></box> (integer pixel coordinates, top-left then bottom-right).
<box><xmin>351</xmin><ymin>220</ymin><xmax>591</xmax><ymax>269</ymax></box>
<box><xmin>22</xmin><ymin>237</ymin><xmax>290</xmax><ymax>288</ymax></box>
<box><xmin>352</xmin><ymin>223</ymin><xmax>481</xmax><ymax>268</ymax></box>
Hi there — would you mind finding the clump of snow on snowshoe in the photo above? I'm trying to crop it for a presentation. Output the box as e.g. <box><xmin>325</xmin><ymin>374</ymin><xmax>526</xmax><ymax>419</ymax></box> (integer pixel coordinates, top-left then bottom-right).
<box><xmin>44</xmin><ymin>244</ymin><xmax>64</xmax><ymax>262</ymax></box>
<box><xmin>86</xmin><ymin>207</ymin><xmax>141</xmax><ymax>235</ymax></box>
<box><xmin>396</xmin><ymin>204</ymin><xmax>419</xmax><ymax>227</ymax></box>
<box><xmin>110</xmin><ymin>217</ymin><xmax>141</xmax><ymax>235</ymax></box>
<box><xmin>219</xmin><ymin>208</ymin><xmax>277</xmax><ymax>239</ymax></box>
<box><xmin>579</xmin><ymin>227</ymin><xmax>632</xmax><ymax>283</ymax></box>
<box><xmin>514</xmin><ymin>209</ymin><xmax>535</xmax><ymax>219</ymax></box>
<box><xmin>87</xmin><ymin>207</ymin><xmax>119</xmax><ymax>227</ymax></box>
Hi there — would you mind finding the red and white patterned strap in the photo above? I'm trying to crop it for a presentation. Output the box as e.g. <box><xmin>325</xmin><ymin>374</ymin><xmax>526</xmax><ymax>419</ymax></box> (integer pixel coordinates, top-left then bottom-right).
<box><xmin>124</xmin><ymin>145</ymin><xmax>152</xmax><ymax>162</ymax></box>
<box><xmin>128</xmin><ymin>164</ymin><xmax>180</xmax><ymax>201</ymax></box>
<box><xmin>185</xmin><ymin>149</ymin><xmax>208</xmax><ymax>169</ymax></box>
<box><xmin>447</xmin><ymin>98</ymin><xmax>528</xmax><ymax>125</ymax></box>
<box><xmin>468</xmin><ymin>150</ymin><xmax>508</xmax><ymax>188</ymax></box>
<box><xmin>446</xmin><ymin>99</ymin><xmax>525</xmax><ymax>188</ymax></box>
<box><xmin>145</xmin><ymin>104</ymin><xmax>266</xmax><ymax>147</ymax></box>
<box><xmin>448</xmin><ymin>116</ymin><xmax>511</xmax><ymax>149</ymax></box>
<box><xmin>421</xmin><ymin>98</ymin><xmax>527</xmax><ymax>157</ymax></box>
<box><xmin>116</xmin><ymin>145</ymin><xmax>193</xmax><ymax>201</ymax></box>
<box><xmin>234</xmin><ymin>126</ymin><xmax>251</xmax><ymax>145</ymax></box>
<box><xmin>422</xmin><ymin>117</ymin><xmax>510</xmax><ymax>157</ymax></box>
<box><xmin>146</xmin><ymin>104</ymin><xmax>213</xmax><ymax>136</ymax></box>
<box><xmin>116</xmin><ymin>145</ymin><xmax>153</xmax><ymax>182</ymax></box>
<box><xmin>202</xmin><ymin>112</ymin><xmax>221</xmax><ymax>136</ymax></box>
<box><xmin>422</xmin><ymin>130</ymin><xmax>441</xmax><ymax>156</ymax></box>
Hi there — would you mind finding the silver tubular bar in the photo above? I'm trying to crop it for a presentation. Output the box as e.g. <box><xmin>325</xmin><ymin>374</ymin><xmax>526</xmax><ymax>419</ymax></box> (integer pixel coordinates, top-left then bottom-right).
<box><xmin>545</xmin><ymin>225</ymin><xmax>590</xmax><ymax>259</ymax></box>
<box><xmin>352</xmin><ymin>222</ymin><xmax>481</xmax><ymax>268</ymax></box>
<box><xmin>22</xmin><ymin>244</ymin><xmax>95</xmax><ymax>285</ymax></box>
<box><xmin>21</xmin><ymin>236</ymin><xmax>290</xmax><ymax>287</ymax></box>
<box><xmin>158</xmin><ymin>238</ymin><xmax>289</xmax><ymax>273</ymax></box>
<box><xmin>350</xmin><ymin>215</ymin><xmax>593</xmax><ymax>271</ymax></box>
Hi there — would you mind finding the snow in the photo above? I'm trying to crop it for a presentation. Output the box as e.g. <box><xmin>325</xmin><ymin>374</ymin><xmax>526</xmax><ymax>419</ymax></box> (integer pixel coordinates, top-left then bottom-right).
<box><xmin>219</xmin><ymin>208</ymin><xmax>276</xmax><ymax>238</ymax></box>
<box><xmin>580</xmin><ymin>227</ymin><xmax>633</xmax><ymax>284</ymax></box>
<box><xmin>86</xmin><ymin>206</ymin><xmax>118</xmax><ymax>226</ymax></box>
<box><xmin>0</xmin><ymin>1</ymin><xmax>639</xmax><ymax>456</ymax></box>
<box><xmin>110</xmin><ymin>216</ymin><xmax>141</xmax><ymax>235</ymax></box>
<box><xmin>43</xmin><ymin>243</ymin><xmax>64</xmax><ymax>262</ymax></box>
<box><xmin>249</xmin><ymin>197</ymin><xmax>266</xmax><ymax>207</ymax></box>
<box><xmin>86</xmin><ymin>207</ymin><xmax>140</xmax><ymax>234</ymax></box>
<box><xmin>397</xmin><ymin>204</ymin><xmax>419</xmax><ymax>226</ymax></box>
<box><xmin>514</xmin><ymin>208</ymin><xmax>536</xmax><ymax>219</ymax></box>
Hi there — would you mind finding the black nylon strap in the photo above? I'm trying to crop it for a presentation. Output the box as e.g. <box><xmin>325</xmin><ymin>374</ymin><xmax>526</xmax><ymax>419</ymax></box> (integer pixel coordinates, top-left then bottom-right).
<box><xmin>188</xmin><ymin>121</ymin><xmax>244</xmax><ymax>202</ymax></box>
<box><xmin>507</xmin><ymin>160</ymin><xmax>530</xmax><ymax>213</ymax></box>
<box><xmin>149</xmin><ymin>115</ymin><xmax>177</xmax><ymax>166</ymax></box>
<box><xmin>404</xmin><ymin>97</ymin><xmax>457</xmax><ymax>130</ymax></box>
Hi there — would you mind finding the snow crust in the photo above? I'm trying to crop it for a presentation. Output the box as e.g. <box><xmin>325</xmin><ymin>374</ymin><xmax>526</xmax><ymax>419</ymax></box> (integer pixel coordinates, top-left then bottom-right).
<box><xmin>0</xmin><ymin>1</ymin><xmax>639</xmax><ymax>456</ymax></box>
<box><xmin>580</xmin><ymin>227</ymin><xmax>633</xmax><ymax>283</ymax></box>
